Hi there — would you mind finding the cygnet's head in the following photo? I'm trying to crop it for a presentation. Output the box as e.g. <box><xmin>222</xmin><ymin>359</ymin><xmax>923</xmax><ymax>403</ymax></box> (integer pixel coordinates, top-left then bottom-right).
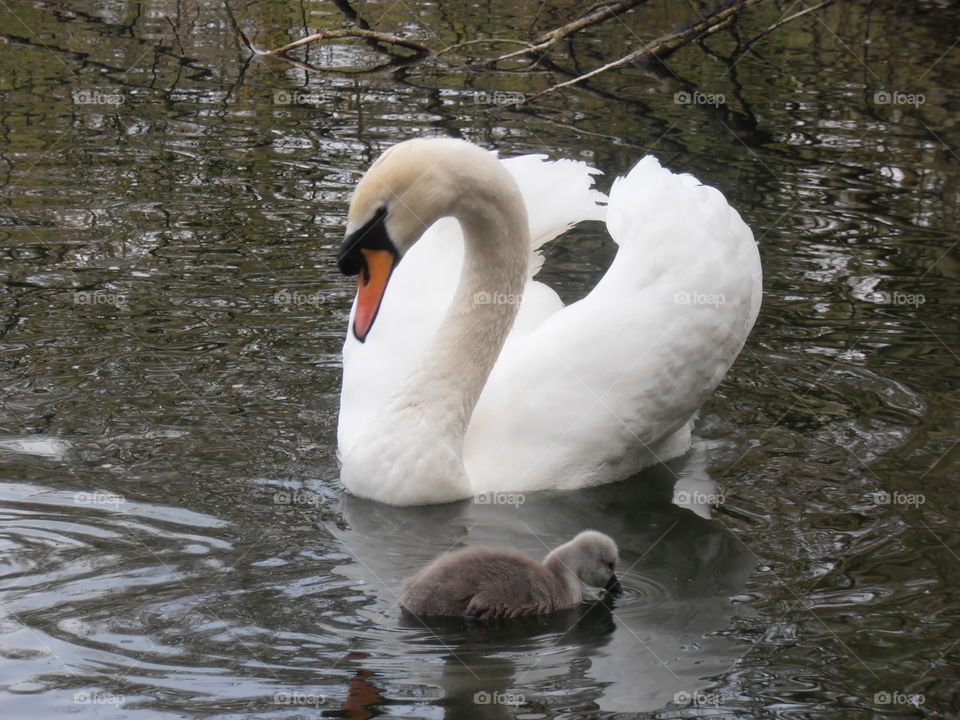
<box><xmin>552</xmin><ymin>530</ymin><xmax>621</xmax><ymax>594</ymax></box>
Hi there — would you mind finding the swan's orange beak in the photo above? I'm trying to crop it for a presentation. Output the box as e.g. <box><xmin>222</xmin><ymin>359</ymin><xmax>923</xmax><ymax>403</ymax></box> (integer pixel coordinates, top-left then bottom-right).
<box><xmin>353</xmin><ymin>248</ymin><xmax>396</xmax><ymax>342</ymax></box>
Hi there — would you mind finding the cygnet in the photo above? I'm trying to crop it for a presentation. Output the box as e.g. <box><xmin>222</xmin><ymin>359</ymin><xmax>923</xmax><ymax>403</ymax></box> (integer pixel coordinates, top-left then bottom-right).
<box><xmin>401</xmin><ymin>530</ymin><xmax>621</xmax><ymax>619</ymax></box>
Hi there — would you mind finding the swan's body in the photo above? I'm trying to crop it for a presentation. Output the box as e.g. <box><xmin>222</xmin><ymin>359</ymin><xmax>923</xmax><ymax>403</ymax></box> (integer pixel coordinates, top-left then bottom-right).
<box><xmin>336</xmin><ymin>138</ymin><xmax>761</xmax><ymax>505</ymax></box>
<box><xmin>401</xmin><ymin>530</ymin><xmax>620</xmax><ymax>619</ymax></box>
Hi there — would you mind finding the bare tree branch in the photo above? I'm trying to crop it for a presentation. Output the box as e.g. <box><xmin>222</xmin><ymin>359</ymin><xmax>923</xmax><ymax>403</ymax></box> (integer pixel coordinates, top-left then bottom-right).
<box><xmin>436</xmin><ymin>38</ymin><xmax>533</xmax><ymax>58</ymax></box>
<box><xmin>483</xmin><ymin>0</ymin><xmax>649</xmax><ymax>67</ymax></box>
<box><xmin>744</xmin><ymin>0</ymin><xmax>836</xmax><ymax>50</ymax></box>
<box><xmin>259</xmin><ymin>0</ymin><xmax>836</xmax><ymax>105</ymax></box>
<box><xmin>267</xmin><ymin>28</ymin><xmax>433</xmax><ymax>58</ymax></box>
<box><xmin>266</xmin><ymin>0</ymin><xmax>649</xmax><ymax>64</ymax></box>
<box><xmin>531</xmin><ymin>0</ymin><xmax>762</xmax><ymax>100</ymax></box>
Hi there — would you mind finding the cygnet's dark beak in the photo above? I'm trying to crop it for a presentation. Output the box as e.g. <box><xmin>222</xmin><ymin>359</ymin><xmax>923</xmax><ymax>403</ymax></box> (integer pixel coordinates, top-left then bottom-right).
<box><xmin>603</xmin><ymin>573</ymin><xmax>622</xmax><ymax>596</ymax></box>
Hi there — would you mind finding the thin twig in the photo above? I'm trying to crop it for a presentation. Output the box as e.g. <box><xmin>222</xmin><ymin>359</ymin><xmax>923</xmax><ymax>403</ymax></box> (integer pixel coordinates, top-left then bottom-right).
<box><xmin>223</xmin><ymin>0</ymin><xmax>254</xmax><ymax>54</ymax></box>
<box><xmin>267</xmin><ymin>28</ymin><xmax>433</xmax><ymax>57</ymax></box>
<box><xmin>483</xmin><ymin>0</ymin><xmax>649</xmax><ymax>67</ymax></box>
<box><xmin>436</xmin><ymin>38</ymin><xmax>533</xmax><ymax>58</ymax></box>
<box><xmin>744</xmin><ymin>0</ymin><xmax>836</xmax><ymax>49</ymax></box>
<box><xmin>530</xmin><ymin>0</ymin><xmax>763</xmax><ymax>100</ymax></box>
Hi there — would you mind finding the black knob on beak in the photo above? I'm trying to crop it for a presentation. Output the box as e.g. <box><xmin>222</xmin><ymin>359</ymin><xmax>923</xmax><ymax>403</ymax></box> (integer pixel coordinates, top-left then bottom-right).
<box><xmin>338</xmin><ymin>206</ymin><xmax>392</xmax><ymax>277</ymax></box>
<box><xmin>603</xmin><ymin>573</ymin><xmax>622</xmax><ymax>596</ymax></box>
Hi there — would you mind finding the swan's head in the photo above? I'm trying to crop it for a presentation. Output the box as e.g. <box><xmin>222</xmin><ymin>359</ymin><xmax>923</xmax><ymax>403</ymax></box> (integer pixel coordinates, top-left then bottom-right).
<box><xmin>337</xmin><ymin>137</ymin><xmax>505</xmax><ymax>342</ymax></box>
<box><xmin>556</xmin><ymin>530</ymin><xmax>622</xmax><ymax>595</ymax></box>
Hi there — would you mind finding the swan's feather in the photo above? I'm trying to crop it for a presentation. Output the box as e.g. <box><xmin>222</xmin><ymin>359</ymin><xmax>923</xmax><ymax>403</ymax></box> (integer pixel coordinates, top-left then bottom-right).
<box><xmin>500</xmin><ymin>154</ymin><xmax>607</xmax><ymax>270</ymax></box>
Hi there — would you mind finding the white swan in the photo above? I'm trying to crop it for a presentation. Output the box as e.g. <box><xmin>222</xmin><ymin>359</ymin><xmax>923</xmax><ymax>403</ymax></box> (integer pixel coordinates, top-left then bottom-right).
<box><xmin>336</xmin><ymin>138</ymin><xmax>761</xmax><ymax>505</ymax></box>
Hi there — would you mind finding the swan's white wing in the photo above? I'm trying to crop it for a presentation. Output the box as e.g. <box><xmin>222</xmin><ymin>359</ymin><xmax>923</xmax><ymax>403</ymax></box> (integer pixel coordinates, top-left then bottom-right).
<box><xmin>464</xmin><ymin>156</ymin><xmax>762</xmax><ymax>492</ymax></box>
<box><xmin>337</xmin><ymin>154</ymin><xmax>606</xmax><ymax>456</ymax></box>
<box><xmin>501</xmin><ymin>154</ymin><xmax>608</xmax><ymax>275</ymax></box>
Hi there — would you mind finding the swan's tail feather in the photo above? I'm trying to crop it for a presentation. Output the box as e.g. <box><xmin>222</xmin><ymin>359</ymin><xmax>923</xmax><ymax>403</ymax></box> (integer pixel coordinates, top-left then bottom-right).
<box><xmin>607</xmin><ymin>155</ymin><xmax>745</xmax><ymax>250</ymax></box>
<box><xmin>605</xmin><ymin>153</ymin><xmax>762</xmax><ymax>341</ymax></box>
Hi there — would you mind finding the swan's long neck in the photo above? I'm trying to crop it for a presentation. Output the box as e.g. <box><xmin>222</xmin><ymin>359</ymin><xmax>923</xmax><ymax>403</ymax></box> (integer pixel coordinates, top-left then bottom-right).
<box><xmin>412</xmin><ymin>200</ymin><xmax>529</xmax><ymax>423</ymax></box>
<box><xmin>344</xmin><ymin>163</ymin><xmax>530</xmax><ymax>505</ymax></box>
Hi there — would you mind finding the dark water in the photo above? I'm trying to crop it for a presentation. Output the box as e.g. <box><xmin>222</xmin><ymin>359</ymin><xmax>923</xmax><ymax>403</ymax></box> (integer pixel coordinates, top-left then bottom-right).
<box><xmin>1</xmin><ymin>1</ymin><xmax>958</xmax><ymax>717</ymax></box>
